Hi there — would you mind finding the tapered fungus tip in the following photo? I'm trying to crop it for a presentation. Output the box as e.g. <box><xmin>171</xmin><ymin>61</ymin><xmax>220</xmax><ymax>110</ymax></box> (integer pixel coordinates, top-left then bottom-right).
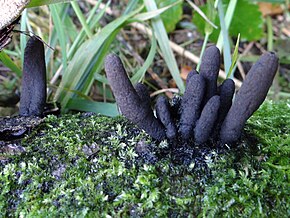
<box><xmin>220</xmin><ymin>51</ymin><xmax>279</xmax><ymax>144</ymax></box>
<box><xmin>199</xmin><ymin>46</ymin><xmax>221</xmax><ymax>103</ymax></box>
<box><xmin>105</xmin><ymin>53</ymin><xmax>121</xmax><ymax>71</ymax></box>
<box><xmin>19</xmin><ymin>36</ymin><xmax>46</xmax><ymax>117</ymax></box>
<box><xmin>105</xmin><ymin>53</ymin><xmax>166</xmax><ymax>141</ymax></box>
<box><xmin>200</xmin><ymin>46</ymin><xmax>220</xmax><ymax>74</ymax></box>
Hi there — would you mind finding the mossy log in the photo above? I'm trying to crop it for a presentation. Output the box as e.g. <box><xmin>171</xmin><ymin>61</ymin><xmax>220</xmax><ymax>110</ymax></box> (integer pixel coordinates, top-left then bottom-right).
<box><xmin>0</xmin><ymin>101</ymin><xmax>289</xmax><ymax>217</ymax></box>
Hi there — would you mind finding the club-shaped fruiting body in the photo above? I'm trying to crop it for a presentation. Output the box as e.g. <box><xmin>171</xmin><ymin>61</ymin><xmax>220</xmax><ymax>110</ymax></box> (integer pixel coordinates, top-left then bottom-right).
<box><xmin>156</xmin><ymin>96</ymin><xmax>177</xmax><ymax>141</ymax></box>
<box><xmin>105</xmin><ymin>54</ymin><xmax>166</xmax><ymax>141</ymax></box>
<box><xmin>179</xmin><ymin>74</ymin><xmax>205</xmax><ymax>141</ymax></box>
<box><xmin>20</xmin><ymin>36</ymin><xmax>47</xmax><ymax>117</ymax></box>
<box><xmin>105</xmin><ymin>47</ymin><xmax>279</xmax><ymax>146</ymax></box>
<box><xmin>199</xmin><ymin>46</ymin><xmax>220</xmax><ymax>105</ymax></box>
<box><xmin>220</xmin><ymin>52</ymin><xmax>279</xmax><ymax>143</ymax></box>
<box><xmin>216</xmin><ymin>79</ymin><xmax>235</xmax><ymax>126</ymax></box>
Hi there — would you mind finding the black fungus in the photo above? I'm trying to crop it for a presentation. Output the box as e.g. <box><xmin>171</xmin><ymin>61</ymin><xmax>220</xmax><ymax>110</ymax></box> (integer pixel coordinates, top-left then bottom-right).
<box><xmin>220</xmin><ymin>52</ymin><xmax>279</xmax><ymax>143</ymax></box>
<box><xmin>185</xmin><ymin>69</ymin><xmax>198</xmax><ymax>84</ymax></box>
<box><xmin>216</xmin><ymin>79</ymin><xmax>235</xmax><ymax>126</ymax></box>
<box><xmin>19</xmin><ymin>37</ymin><xmax>47</xmax><ymax>117</ymax></box>
<box><xmin>135</xmin><ymin>83</ymin><xmax>151</xmax><ymax>106</ymax></box>
<box><xmin>156</xmin><ymin>96</ymin><xmax>177</xmax><ymax>141</ymax></box>
<box><xmin>105</xmin><ymin>47</ymin><xmax>279</xmax><ymax>147</ymax></box>
<box><xmin>105</xmin><ymin>54</ymin><xmax>166</xmax><ymax>141</ymax></box>
<box><xmin>194</xmin><ymin>95</ymin><xmax>220</xmax><ymax>144</ymax></box>
<box><xmin>199</xmin><ymin>46</ymin><xmax>220</xmax><ymax>104</ymax></box>
<box><xmin>179</xmin><ymin>74</ymin><xmax>205</xmax><ymax>141</ymax></box>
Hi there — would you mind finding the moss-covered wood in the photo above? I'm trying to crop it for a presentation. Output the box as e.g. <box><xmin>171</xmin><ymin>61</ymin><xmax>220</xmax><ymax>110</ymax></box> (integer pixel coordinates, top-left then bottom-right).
<box><xmin>0</xmin><ymin>100</ymin><xmax>289</xmax><ymax>217</ymax></box>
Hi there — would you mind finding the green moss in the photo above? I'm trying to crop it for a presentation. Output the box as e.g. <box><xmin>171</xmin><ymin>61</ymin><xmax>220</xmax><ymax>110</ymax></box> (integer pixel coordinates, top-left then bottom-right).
<box><xmin>0</xmin><ymin>101</ymin><xmax>289</xmax><ymax>217</ymax></box>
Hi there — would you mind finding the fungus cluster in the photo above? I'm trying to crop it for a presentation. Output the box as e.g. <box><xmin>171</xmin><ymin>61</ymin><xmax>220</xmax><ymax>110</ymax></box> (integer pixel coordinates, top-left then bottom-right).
<box><xmin>105</xmin><ymin>46</ymin><xmax>279</xmax><ymax>145</ymax></box>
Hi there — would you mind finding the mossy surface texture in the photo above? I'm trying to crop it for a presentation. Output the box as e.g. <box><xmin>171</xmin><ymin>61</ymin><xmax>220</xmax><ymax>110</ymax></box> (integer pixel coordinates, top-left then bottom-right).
<box><xmin>0</xmin><ymin>101</ymin><xmax>289</xmax><ymax>217</ymax></box>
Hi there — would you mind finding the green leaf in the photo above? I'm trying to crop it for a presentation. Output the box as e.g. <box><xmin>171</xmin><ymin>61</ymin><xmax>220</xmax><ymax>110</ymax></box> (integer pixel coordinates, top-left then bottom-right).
<box><xmin>192</xmin><ymin>0</ymin><xmax>264</xmax><ymax>42</ymax></box>
<box><xmin>0</xmin><ymin>52</ymin><xmax>22</xmax><ymax>77</ymax></box>
<box><xmin>227</xmin><ymin>33</ymin><xmax>240</xmax><ymax>78</ymax></box>
<box><xmin>50</xmin><ymin>4</ymin><xmax>68</xmax><ymax>70</ymax></box>
<box><xmin>27</xmin><ymin>0</ymin><xmax>73</xmax><ymax>7</ymax></box>
<box><xmin>155</xmin><ymin>0</ymin><xmax>183</xmax><ymax>33</ymax></box>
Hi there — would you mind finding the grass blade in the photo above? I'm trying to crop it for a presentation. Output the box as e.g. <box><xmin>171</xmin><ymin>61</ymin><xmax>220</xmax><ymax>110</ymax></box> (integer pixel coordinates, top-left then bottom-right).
<box><xmin>227</xmin><ymin>33</ymin><xmax>240</xmax><ymax>78</ymax></box>
<box><xmin>0</xmin><ymin>52</ymin><xmax>22</xmax><ymax>77</ymax></box>
<box><xmin>50</xmin><ymin>4</ymin><xmax>68</xmax><ymax>70</ymax></box>
<box><xmin>186</xmin><ymin>0</ymin><xmax>217</xmax><ymax>29</ymax></box>
<box><xmin>144</xmin><ymin>0</ymin><xmax>185</xmax><ymax>93</ymax></box>
<box><xmin>20</xmin><ymin>9</ymin><xmax>28</xmax><ymax>63</ymax></box>
<box><xmin>55</xmin><ymin>7</ymin><xmax>143</xmax><ymax>111</ymax></box>
<box><xmin>217</xmin><ymin>0</ymin><xmax>231</xmax><ymax>76</ymax></box>
<box><xmin>71</xmin><ymin>1</ymin><xmax>93</xmax><ymax>38</ymax></box>
<box><xmin>134</xmin><ymin>1</ymin><xmax>181</xmax><ymax>21</ymax></box>
<box><xmin>216</xmin><ymin>0</ymin><xmax>237</xmax><ymax>50</ymax></box>
<box><xmin>67</xmin><ymin>98</ymin><xmax>119</xmax><ymax>117</ymax></box>
<box><xmin>131</xmin><ymin>32</ymin><xmax>157</xmax><ymax>84</ymax></box>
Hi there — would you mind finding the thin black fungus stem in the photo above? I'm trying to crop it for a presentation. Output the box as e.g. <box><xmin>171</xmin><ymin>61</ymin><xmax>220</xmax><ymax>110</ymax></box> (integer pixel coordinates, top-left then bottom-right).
<box><xmin>220</xmin><ymin>52</ymin><xmax>279</xmax><ymax>143</ymax></box>
<box><xmin>194</xmin><ymin>95</ymin><xmax>220</xmax><ymax>144</ymax></box>
<box><xmin>105</xmin><ymin>54</ymin><xmax>166</xmax><ymax>141</ymax></box>
<box><xmin>135</xmin><ymin>83</ymin><xmax>151</xmax><ymax>106</ymax></box>
<box><xmin>199</xmin><ymin>46</ymin><xmax>220</xmax><ymax>105</ymax></box>
<box><xmin>20</xmin><ymin>36</ymin><xmax>47</xmax><ymax>117</ymax></box>
<box><xmin>216</xmin><ymin>79</ymin><xmax>235</xmax><ymax>126</ymax></box>
<box><xmin>179</xmin><ymin>74</ymin><xmax>205</xmax><ymax>141</ymax></box>
<box><xmin>156</xmin><ymin>96</ymin><xmax>177</xmax><ymax>141</ymax></box>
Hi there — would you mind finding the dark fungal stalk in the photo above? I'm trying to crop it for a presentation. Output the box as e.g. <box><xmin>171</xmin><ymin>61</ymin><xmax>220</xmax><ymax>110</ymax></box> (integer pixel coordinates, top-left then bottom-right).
<box><xmin>220</xmin><ymin>52</ymin><xmax>279</xmax><ymax>143</ymax></box>
<box><xmin>105</xmin><ymin>54</ymin><xmax>166</xmax><ymax>141</ymax></box>
<box><xmin>156</xmin><ymin>96</ymin><xmax>177</xmax><ymax>141</ymax></box>
<box><xmin>20</xmin><ymin>36</ymin><xmax>47</xmax><ymax>117</ymax></box>
<box><xmin>179</xmin><ymin>74</ymin><xmax>205</xmax><ymax>141</ymax></box>
<box><xmin>194</xmin><ymin>95</ymin><xmax>220</xmax><ymax>144</ymax></box>
<box><xmin>105</xmin><ymin>46</ymin><xmax>279</xmax><ymax>147</ymax></box>
<box><xmin>199</xmin><ymin>46</ymin><xmax>220</xmax><ymax>105</ymax></box>
<box><xmin>216</xmin><ymin>79</ymin><xmax>235</xmax><ymax>127</ymax></box>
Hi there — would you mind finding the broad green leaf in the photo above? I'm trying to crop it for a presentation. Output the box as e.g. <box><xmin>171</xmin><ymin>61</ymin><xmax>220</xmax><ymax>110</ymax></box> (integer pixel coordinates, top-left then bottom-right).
<box><xmin>192</xmin><ymin>0</ymin><xmax>264</xmax><ymax>42</ymax></box>
<box><xmin>156</xmin><ymin>0</ymin><xmax>183</xmax><ymax>33</ymax></box>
